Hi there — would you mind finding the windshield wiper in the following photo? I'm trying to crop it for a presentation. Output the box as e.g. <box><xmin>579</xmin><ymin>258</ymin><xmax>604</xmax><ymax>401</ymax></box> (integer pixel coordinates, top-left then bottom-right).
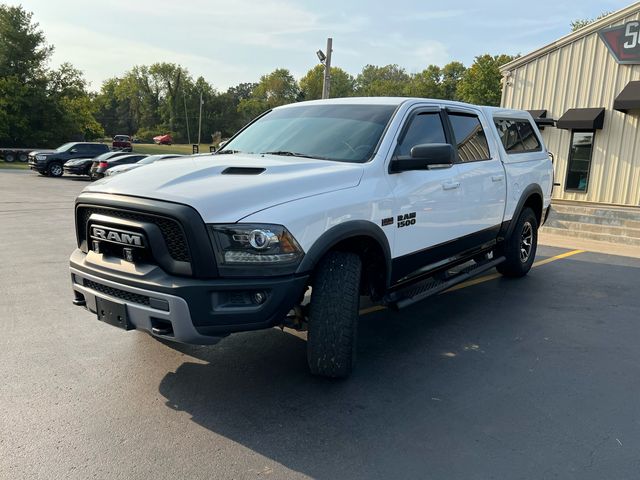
<box><xmin>217</xmin><ymin>149</ymin><xmax>243</xmax><ymax>155</ymax></box>
<box><xmin>261</xmin><ymin>151</ymin><xmax>331</xmax><ymax>160</ymax></box>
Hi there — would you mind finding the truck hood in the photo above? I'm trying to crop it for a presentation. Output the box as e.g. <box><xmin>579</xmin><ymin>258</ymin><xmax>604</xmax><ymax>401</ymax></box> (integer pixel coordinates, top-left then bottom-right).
<box><xmin>83</xmin><ymin>154</ymin><xmax>364</xmax><ymax>222</ymax></box>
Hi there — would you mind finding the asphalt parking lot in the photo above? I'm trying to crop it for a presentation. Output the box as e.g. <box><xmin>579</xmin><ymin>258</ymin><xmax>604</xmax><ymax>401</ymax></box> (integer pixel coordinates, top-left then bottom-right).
<box><xmin>1</xmin><ymin>169</ymin><xmax>639</xmax><ymax>480</ymax></box>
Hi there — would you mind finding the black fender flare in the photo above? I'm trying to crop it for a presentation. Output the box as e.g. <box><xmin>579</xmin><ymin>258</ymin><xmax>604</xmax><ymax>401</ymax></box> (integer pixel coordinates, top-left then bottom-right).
<box><xmin>500</xmin><ymin>184</ymin><xmax>544</xmax><ymax>241</ymax></box>
<box><xmin>296</xmin><ymin>220</ymin><xmax>393</xmax><ymax>287</ymax></box>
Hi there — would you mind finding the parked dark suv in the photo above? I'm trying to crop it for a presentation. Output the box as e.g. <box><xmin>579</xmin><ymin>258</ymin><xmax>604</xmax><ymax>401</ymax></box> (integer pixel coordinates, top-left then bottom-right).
<box><xmin>29</xmin><ymin>142</ymin><xmax>109</xmax><ymax>177</ymax></box>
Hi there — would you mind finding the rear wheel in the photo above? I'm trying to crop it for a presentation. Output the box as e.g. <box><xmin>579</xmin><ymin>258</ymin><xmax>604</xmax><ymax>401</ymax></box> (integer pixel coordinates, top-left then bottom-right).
<box><xmin>497</xmin><ymin>207</ymin><xmax>538</xmax><ymax>277</ymax></box>
<box><xmin>18</xmin><ymin>152</ymin><xmax>28</xmax><ymax>162</ymax></box>
<box><xmin>307</xmin><ymin>251</ymin><xmax>361</xmax><ymax>378</ymax></box>
<box><xmin>4</xmin><ymin>152</ymin><xmax>15</xmax><ymax>162</ymax></box>
<box><xmin>47</xmin><ymin>162</ymin><xmax>63</xmax><ymax>177</ymax></box>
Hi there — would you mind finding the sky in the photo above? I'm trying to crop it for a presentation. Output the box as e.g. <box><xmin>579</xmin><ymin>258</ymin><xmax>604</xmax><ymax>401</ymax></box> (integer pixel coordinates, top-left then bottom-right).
<box><xmin>17</xmin><ymin>0</ymin><xmax>634</xmax><ymax>92</ymax></box>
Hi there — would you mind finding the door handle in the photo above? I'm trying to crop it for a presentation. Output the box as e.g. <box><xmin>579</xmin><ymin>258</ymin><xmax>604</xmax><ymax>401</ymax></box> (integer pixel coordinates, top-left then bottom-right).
<box><xmin>442</xmin><ymin>181</ymin><xmax>461</xmax><ymax>191</ymax></box>
<box><xmin>492</xmin><ymin>175</ymin><xmax>504</xmax><ymax>182</ymax></box>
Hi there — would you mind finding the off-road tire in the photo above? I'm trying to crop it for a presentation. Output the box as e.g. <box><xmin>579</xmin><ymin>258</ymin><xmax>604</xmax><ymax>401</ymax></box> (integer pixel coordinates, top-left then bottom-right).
<box><xmin>307</xmin><ymin>251</ymin><xmax>361</xmax><ymax>378</ymax></box>
<box><xmin>497</xmin><ymin>207</ymin><xmax>538</xmax><ymax>277</ymax></box>
<box><xmin>47</xmin><ymin>161</ymin><xmax>63</xmax><ymax>177</ymax></box>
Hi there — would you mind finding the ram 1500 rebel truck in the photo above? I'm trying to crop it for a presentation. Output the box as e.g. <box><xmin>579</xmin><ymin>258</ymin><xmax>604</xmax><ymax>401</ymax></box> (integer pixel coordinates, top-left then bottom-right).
<box><xmin>30</xmin><ymin>142</ymin><xmax>110</xmax><ymax>177</ymax></box>
<box><xmin>69</xmin><ymin>98</ymin><xmax>552</xmax><ymax>378</ymax></box>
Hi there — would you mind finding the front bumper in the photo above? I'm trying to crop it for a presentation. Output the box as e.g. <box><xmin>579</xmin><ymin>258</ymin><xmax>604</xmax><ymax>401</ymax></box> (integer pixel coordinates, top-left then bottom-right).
<box><xmin>69</xmin><ymin>249</ymin><xmax>309</xmax><ymax>345</ymax></box>
<box><xmin>64</xmin><ymin>165</ymin><xmax>90</xmax><ymax>175</ymax></box>
<box><xmin>29</xmin><ymin>160</ymin><xmax>45</xmax><ymax>172</ymax></box>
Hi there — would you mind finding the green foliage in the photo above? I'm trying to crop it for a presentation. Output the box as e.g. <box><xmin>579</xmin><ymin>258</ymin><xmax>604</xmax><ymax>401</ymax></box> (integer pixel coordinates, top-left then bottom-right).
<box><xmin>299</xmin><ymin>64</ymin><xmax>355</xmax><ymax>100</ymax></box>
<box><xmin>0</xmin><ymin>4</ymin><xmax>102</xmax><ymax>147</ymax></box>
<box><xmin>355</xmin><ymin>64</ymin><xmax>410</xmax><ymax>96</ymax></box>
<box><xmin>0</xmin><ymin>4</ymin><xmax>52</xmax><ymax>81</ymax></box>
<box><xmin>441</xmin><ymin>61</ymin><xmax>466</xmax><ymax>100</ymax></box>
<box><xmin>405</xmin><ymin>65</ymin><xmax>443</xmax><ymax>98</ymax></box>
<box><xmin>456</xmin><ymin>54</ymin><xmax>515</xmax><ymax>106</ymax></box>
<box><xmin>238</xmin><ymin>68</ymin><xmax>299</xmax><ymax>119</ymax></box>
<box><xmin>571</xmin><ymin>11</ymin><xmax>612</xmax><ymax>32</ymax></box>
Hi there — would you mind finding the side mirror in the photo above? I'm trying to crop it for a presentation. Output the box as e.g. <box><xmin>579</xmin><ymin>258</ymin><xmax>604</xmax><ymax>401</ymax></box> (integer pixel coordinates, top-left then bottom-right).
<box><xmin>390</xmin><ymin>143</ymin><xmax>454</xmax><ymax>173</ymax></box>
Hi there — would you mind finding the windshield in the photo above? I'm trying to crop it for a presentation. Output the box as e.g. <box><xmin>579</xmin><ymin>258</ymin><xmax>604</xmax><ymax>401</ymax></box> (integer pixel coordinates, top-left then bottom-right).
<box><xmin>219</xmin><ymin>104</ymin><xmax>397</xmax><ymax>163</ymax></box>
<box><xmin>55</xmin><ymin>142</ymin><xmax>75</xmax><ymax>152</ymax></box>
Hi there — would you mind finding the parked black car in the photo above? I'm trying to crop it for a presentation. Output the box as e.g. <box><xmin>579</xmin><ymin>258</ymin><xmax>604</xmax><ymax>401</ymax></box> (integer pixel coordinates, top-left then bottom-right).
<box><xmin>29</xmin><ymin>142</ymin><xmax>110</xmax><ymax>177</ymax></box>
<box><xmin>64</xmin><ymin>151</ymin><xmax>131</xmax><ymax>177</ymax></box>
<box><xmin>89</xmin><ymin>154</ymin><xmax>147</xmax><ymax>180</ymax></box>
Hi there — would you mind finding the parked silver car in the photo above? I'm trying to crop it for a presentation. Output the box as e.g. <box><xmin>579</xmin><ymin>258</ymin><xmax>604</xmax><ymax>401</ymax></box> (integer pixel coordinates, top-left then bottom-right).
<box><xmin>105</xmin><ymin>154</ymin><xmax>183</xmax><ymax>176</ymax></box>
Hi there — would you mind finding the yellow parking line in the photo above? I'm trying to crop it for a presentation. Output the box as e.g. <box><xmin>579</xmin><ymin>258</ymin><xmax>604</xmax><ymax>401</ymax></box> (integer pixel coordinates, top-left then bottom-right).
<box><xmin>358</xmin><ymin>249</ymin><xmax>585</xmax><ymax>315</ymax></box>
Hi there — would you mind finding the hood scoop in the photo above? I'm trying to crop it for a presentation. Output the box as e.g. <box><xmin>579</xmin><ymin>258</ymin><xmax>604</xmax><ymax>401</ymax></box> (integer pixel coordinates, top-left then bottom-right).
<box><xmin>221</xmin><ymin>167</ymin><xmax>266</xmax><ymax>175</ymax></box>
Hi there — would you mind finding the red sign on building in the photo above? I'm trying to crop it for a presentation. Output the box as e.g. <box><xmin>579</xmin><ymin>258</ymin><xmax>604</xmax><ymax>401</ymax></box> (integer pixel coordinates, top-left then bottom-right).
<box><xmin>600</xmin><ymin>21</ymin><xmax>640</xmax><ymax>64</ymax></box>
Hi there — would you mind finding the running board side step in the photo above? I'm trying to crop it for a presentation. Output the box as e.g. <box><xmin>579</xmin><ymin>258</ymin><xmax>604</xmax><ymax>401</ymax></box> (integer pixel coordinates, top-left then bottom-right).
<box><xmin>384</xmin><ymin>256</ymin><xmax>505</xmax><ymax>310</ymax></box>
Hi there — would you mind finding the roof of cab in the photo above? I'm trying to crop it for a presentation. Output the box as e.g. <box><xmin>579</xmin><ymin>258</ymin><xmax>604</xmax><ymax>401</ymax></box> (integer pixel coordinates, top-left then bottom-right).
<box><xmin>275</xmin><ymin>97</ymin><xmax>532</xmax><ymax>119</ymax></box>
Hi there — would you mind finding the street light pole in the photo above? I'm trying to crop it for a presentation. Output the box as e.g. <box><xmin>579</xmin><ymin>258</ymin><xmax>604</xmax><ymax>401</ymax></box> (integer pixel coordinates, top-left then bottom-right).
<box><xmin>321</xmin><ymin>37</ymin><xmax>332</xmax><ymax>99</ymax></box>
<box><xmin>197</xmin><ymin>91</ymin><xmax>203</xmax><ymax>146</ymax></box>
<box><xmin>183</xmin><ymin>88</ymin><xmax>191</xmax><ymax>145</ymax></box>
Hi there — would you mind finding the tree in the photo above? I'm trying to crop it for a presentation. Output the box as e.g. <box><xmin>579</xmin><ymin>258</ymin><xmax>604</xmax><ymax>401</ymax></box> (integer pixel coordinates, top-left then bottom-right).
<box><xmin>0</xmin><ymin>4</ymin><xmax>52</xmax><ymax>81</ymax></box>
<box><xmin>441</xmin><ymin>61</ymin><xmax>466</xmax><ymax>100</ymax></box>
<box><xmin>0</xmin><ymin>5</ymin><xmax>102</xmax><ymax>146</ymax></box>
<box><xmin>355</xmin><ymin>64</ymin><xmax>410</xmax><ymax>96</ymax></box>
<box><xmin>299</xmin><ymin>64</ymin><xmax>355</xmax><ymax>100</ymax></box>
<box><xmin>571</xmin><ymin>11</ymin><xmax>612</xmax><ymax>31</ymax></box>
<box><xmin>457</xmin><ymin>54</ymin><xmax>515</xmax><ymax>106</ymax></box>
<box><xmin>405</xmin><ymin>65</ymin><xmax>442</xmax><ymax>98</ymax></box>
<box><xmin>238</xmin><ymin>68</ymin><xmax>299</xmax><ymax>120</ymax></box>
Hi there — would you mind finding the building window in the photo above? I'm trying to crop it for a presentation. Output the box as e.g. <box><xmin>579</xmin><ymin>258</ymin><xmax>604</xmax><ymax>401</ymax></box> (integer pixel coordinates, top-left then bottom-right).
<box><xmin>565</xmin><ymin>131</ymin><xmax>595</xmax><ymax>192</ymax></box>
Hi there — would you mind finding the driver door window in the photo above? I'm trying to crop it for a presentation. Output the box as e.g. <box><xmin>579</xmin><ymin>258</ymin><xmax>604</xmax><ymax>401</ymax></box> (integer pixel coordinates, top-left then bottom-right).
<box><xmin>395</xmin><ymin>112</ymin><xmax>447</xmax><ymax>157</ymax></box>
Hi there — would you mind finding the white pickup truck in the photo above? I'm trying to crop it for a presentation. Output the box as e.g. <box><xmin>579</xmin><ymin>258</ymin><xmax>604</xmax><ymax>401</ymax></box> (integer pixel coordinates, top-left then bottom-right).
<box><xmin>69</xmin><ymin>98</ymin><xmax>553</xmax><ymax>378</ymax></box>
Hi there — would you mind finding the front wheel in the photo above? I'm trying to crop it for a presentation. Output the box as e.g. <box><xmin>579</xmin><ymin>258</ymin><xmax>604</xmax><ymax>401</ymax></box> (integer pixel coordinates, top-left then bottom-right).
<box><xmin>497</xmin><ymin>207</ymin><xmax>538</xmax><ymax>277</ymax></box>
<box><xmin>47</xmin><ymin>162</ymin><xmax>63</xmax><ymax>177</ymax></box>
<box><xmin>307</xmin><ymin>251</ymin><xmax>361</xmax><ymax>378</ymax></box>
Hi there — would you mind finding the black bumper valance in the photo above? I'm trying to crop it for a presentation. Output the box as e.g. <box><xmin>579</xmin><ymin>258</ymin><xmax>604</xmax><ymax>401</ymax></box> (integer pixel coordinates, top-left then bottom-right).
<box><xmin>556</xmin><ymin>108</ymin><xmax>605</xmax><ymax>130</ymax></box>
<box><xmin>614</xmin><ymin>81</ymin><xmax>640</xmax><ymax>113</ymax></box>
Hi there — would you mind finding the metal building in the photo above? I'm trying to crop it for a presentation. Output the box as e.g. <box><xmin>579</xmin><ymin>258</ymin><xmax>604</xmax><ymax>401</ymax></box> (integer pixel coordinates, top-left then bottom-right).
<box><xmin>500</xmin><ymin>2</ymin><xmax>640</xmax><ymax>207</ymax></box>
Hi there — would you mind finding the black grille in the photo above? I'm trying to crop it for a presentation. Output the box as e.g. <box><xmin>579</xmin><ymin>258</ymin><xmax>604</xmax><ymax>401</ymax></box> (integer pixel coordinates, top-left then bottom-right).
<box><xmin>83</xmin><ymin>279</ymin><xmax>150</xmax><ymax>306</ymax></box>
<box><xmin>78</xmin><ymin>207</ymin><xmax>190</xmax><ymax>262</ymax></box>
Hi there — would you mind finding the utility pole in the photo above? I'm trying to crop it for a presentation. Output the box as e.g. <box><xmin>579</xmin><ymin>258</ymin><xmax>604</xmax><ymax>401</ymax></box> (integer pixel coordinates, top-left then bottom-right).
<box><xmin>197</xmin><ymin>91</ymin><xmax>203</xmax><ymax>146</ymax></box>
<box><xmin>183</xmin><ymin>88</ymin><xmax>191</xmax><ymax>145</ymax></box>
<box><xmin>321</xmin><ymin>37</ymin><xmax>332</xmax><ymax>99</ymax></box>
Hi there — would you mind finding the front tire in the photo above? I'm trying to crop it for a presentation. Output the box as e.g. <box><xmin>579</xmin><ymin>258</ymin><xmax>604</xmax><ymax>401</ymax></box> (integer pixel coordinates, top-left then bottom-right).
<box><xmin>47</xmin><ymin>162</ymin><xmax>63</xmax><ymax>177</ymax></box>
<box><xmin>497</xmin><ymin>207</ymin><xmax>538</xmax><ymax>277</ymax></box>
<box><xmin>307</xmin><ymin>251</ymin><xmax>361</xmax><ymax>378</ymax></box>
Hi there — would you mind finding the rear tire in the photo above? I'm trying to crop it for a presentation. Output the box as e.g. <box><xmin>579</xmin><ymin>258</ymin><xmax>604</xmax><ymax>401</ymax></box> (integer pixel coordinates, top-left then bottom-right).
<box><xmin>497</xmin><ymin>207</ymin><xmax>538</xmax><ymax>277</ymax></box>
<box><xmin>307</xmin><ymin>251</ymin><xmax>361</xmax><ymax>379</ymax></box>
<box><xmin>47</xmin><ymin>162</ymin><xmax>63</xmax><ymax>177</ymax></box>
<box><xmin>4</xmin><ymin>152</ymin><xmax>15</xmax><ymax>162</ymax></box>
<box><xmin>18</xmin><ymin>152</ymin><xmax>28</xmax><ymax>162</ymax></box>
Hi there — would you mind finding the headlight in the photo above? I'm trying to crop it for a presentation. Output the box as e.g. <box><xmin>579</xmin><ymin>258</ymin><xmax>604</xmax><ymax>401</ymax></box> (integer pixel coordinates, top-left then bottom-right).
<box><xmin>36</xmin><ymin>154</ymin><xmax>46</xmax><ymax>161</ymax></box>
<box><xmin>209</xmin><ymin>224</ymin><xmax>304</xmax><ymax>275</ymax></box>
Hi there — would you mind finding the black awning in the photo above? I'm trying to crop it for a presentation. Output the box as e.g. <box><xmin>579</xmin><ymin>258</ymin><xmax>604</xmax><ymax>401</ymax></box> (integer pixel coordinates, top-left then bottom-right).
<box><xmin>556</xmin><ymin>108</ymin><xmax>605</xmax><ymax>130</ymax></box>
<box><xmin>527</xmin><ymin>109</ymin><xmax>547</xmax><ymax>119</ymax></box>
<box><xmin>614</xmin><ymin>81</ymin><xmax>640</xmax><ymax>113</ymax></box>
<box><xmin>526</xmin><ymin>109</ymin><xmax>555</xmax><ymax>128</ymax></box>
